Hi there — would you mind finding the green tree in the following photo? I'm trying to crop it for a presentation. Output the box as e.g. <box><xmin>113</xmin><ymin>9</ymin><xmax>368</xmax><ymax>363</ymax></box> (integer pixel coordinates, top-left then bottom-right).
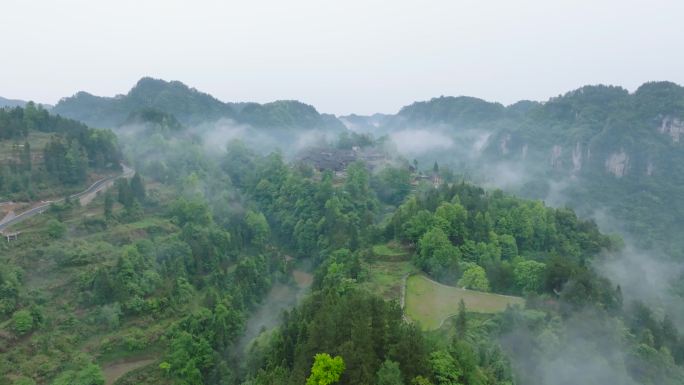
<box><xmin>103</xmin><ymin>191</ymin><xmax>113</xmax><ymax>220</ymax></box>
<box><xmin>373</xmin><ymin>167</ymin><xmax>412</xmax><ymax>205</ymax></box>
<box><xmin>344</xmin><ymin>161</ymin><xmax>371</xmax><ymax>203</ymax></box>
<box><xmin>498</xmin><ymin>235</ymin><xmax>518</xmax><ymax>260</ymax></box>
<box><xmin>46</xmin><ymin>219</ymin><xmax>67</xmax><ymax>239</ymax></box>
<box><xmin>12</xmin><ymin>309</ymin><xmax>34</xmax><ymax>335</ymax></box>
<box><xmin>166</xmin><ymin>331</ymin><xmax>214</xmax><ymax>385</ymax></box>
<box><xmin>169</xmin><ymin>197</ymin><xmax>212</xmax><ymax>227</ymax></box>
<box><xmin>411</xmin><ymin>376</ymin><xmax>434</xmax><ymax>385</ymax></box>
<box><xmin>130</xmin><ymin>172</ymin><xmax>146</xmax><ymax>202</ymax></box>
<box><xmin>434</xmin><ymin>202</ymin><xmax>467</xmax><ymax>243</ymax></box>
<box><xmin>123</xmin><ymin>199</ymin><xmax>144</xmax><ymax>222</ymax></box>
<box><xmin>377</xmin><ymin>360</ymin><xmax>404</xmax><ymax>385</ymax></box>
<box><xmin>212</xmin><ymin>302</ymin><xmax>242</xmax><ymax>348</ymax></box>
<box><xmin>514</xmin><ymin>260</ymin><xmax>546</xmax><ymax>293</ymax></box>
<box><xmin>417</xmin><ymin>227</ymin><xmax>460</xmax><ymax>277</ymax></box>
<box><xmin>429</xmin><ymin>350</ymin><xmax>461</xmax><ymax>385</ymax></box>
<box><xmin>404</xmin><ymin>210</ymin><xmax>437</xmax><ymax>243</ymax></box>
<box><xmin>245</xmin><ymin>210</ymin><xmax>270</xmax><ymax>247</ymax></box>
<box><xmin>306</xmin><ymin>353</ymin><xmax>345</xmax><ymax>385</ymax></box>
<box><xmin>64</xmin><ymin>141</ymin><xmax>88</xmax><ymax>184</ymax></box>
<box><xmin>116</xmin><ymin>179</ymin><xmax>132</xmax><ymax>207</ymax></box>
<box><xmin>455</xmin><ymin>300</ymin><xmax>467</xmax><ymax>338</ymax></box>
<box><xmin>457</xmin><ymin>264</ymin><xmax>489</xmax><ymax>291</ymax></box>
<box><xmin>21</xmin><ymin>141</ymin><xmax>31</xmax><ymax>172</ymax></box>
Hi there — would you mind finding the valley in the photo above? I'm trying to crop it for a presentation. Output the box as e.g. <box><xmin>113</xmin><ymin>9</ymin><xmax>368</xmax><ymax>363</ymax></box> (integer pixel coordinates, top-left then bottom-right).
<box><xmin>0</xmin><ymin>78</ymin><xmax>683</xmax><ymax>385</ymax></box>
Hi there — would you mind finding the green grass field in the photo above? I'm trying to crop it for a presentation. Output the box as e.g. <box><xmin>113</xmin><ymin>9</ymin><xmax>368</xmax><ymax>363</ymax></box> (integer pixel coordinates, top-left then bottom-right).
<box><xmin>405</xmin><ymin>274</ymin><xmax>524</xmax><ymax>330</ymax></box>
<box><xmin>371</xmin><ymin>242</ymin><xmax>407</xmax><ymax>258</ymax></box>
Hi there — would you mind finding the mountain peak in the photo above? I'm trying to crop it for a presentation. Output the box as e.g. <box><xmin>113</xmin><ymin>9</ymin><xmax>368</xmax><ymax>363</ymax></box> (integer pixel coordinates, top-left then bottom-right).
<box><xmin>396</xmin><ymin>95</ymin><xmax>506</xmax><ymax>126</ymax></box>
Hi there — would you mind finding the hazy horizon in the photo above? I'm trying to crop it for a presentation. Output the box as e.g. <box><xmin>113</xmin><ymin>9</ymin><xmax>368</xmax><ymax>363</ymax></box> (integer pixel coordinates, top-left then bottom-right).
<box><xmin>2</xmin><ymin>0</ymin><xmax>683</xmax><ymax>115</ymax></box>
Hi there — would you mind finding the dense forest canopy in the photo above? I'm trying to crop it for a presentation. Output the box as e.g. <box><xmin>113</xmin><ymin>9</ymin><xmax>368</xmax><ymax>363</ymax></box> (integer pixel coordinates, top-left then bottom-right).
<box><xmin>0</xmin><ymin>79</ymin><xmax>683</xmax><ymax>385</ymax></box>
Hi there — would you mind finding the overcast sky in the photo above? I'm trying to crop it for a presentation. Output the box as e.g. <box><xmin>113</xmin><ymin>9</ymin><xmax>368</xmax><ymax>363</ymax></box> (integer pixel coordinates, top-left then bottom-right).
<box><xmin>1</xmin><ymin>0</ymin><xmax>683</xmax><ymax>115</ymax></box>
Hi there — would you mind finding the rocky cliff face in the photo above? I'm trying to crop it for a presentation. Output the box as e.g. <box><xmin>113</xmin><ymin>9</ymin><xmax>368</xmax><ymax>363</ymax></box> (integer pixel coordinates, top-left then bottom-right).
<box><xmin>500</xmin><ymin>134</ymin><xmax>511</xmax><ymax>155</ymax></box>
<box><xmin>550</xmin><ymin>145</ymin><xmax>563</xmax><ymax>168</ymax></box>
<box><xmin>347</xmin><ymin>81</ymin><xmax>684</xmax><ymax>257</ymax></box>
<box><xmin>659</xmin><ymin>116</ymin><xmax>684</xmax><ymax>143</ymax></box>
<box><xmin>572</xmin><ymin>142</ymin><xmax>583</xmax><ymax>173</ymax></box>
<box><xmin>605</xmin><ymin>150</ymin><xmax>629</xmax><ymax>178</ymax></box>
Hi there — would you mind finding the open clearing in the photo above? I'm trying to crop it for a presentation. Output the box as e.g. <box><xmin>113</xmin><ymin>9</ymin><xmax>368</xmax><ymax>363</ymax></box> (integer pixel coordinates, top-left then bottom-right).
<box><xmin>405</xmin><ymin>275</ymin><xmax>524</xmax><ymax>330</ymax></box>
<box><xmin>102</xmin><ymin>357</ymin><xmax>156</xmax><ymax>385</ymax></box>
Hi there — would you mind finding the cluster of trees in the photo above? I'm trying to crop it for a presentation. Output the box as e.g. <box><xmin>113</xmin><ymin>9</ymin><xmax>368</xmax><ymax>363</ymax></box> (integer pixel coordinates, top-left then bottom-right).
<box><xmin>43</xmin><ymin>137</ymin><xmax>90</xmax><ymax>184</ymax></box>
<box><xmin>0</xmin><ymin>264</ymin><xmax>22</xmax><ymax>316</ymax></box>
<box><xmin>336</xmin><ymin>131</ymin><xmax>374</xmax><ymax>150</ymax></box>
<box><xmin>0</xmin><ymin>103</ymin><xmax>121</xmax><ymax>198</ymax></box>
<box><xmin>1</xmin><ymin>102</ymin><xmax>54</xmax><ymax>139</ymax></box>
<box><xmin>3</xmin><ymin>97</ymin><xmax>684</xmax><ymax>385</ymax></box>
<box><xmin>387</xmin><ymin>183</ymin><xmax>616</xmax><ymax>303</ymax></box>
<box><xmin>223</xmin><ymin>142</ymin><xmax>379</xmax><ymax>259</ymax></box>
<box><xmin>193</xmin><ymin>144</ymin><xmax>684</xmax><ymax>384</ymax></box>
<box><xmin>371</xmin><ymin>167</ymin><xmax>412</xmax><ymax>206</ymax></box>
<box><xmin>244</xmin><ymin>248</ymin><xmax>514</xmax><ymax>385</ymax></box>
<box><xmin>240</xmin><ymin>168</ymin><xmax>683</xmax><ymax>385</ymax></box>
<box><xmin>107</xmin><ymin>173</ymin><xmax>146</xmax><ymax>221</ymax></box>
<box><xmin>75</xmin><ymin>187</ymin><xmax>279</xmax><ymax>384</ymax></box>
<box><xmin>397</xmin><ymin>82</ymin><xmax>684</xmax><ymax>259</ymax></box>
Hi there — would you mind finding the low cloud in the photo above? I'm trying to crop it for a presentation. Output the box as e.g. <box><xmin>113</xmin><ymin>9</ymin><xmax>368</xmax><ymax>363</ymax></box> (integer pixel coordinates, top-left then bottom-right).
<box><xmin>502</xmin><ymin>309</ymin><xmax>639</xmax><ymax>385</ymax></box>
<box><xmin>389</xmin><ymin>129</ymin><xmax>455</xmax><ymax>155</ymax></box>
<box><xmin>596</xmin><ymin>245</ymin><xmax>684</xmax><ymax>328</ymax></box>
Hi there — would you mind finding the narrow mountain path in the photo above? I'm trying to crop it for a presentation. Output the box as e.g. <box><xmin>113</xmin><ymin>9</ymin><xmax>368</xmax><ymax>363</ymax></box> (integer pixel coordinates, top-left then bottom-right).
<box><xmin>0</xmin><ymin>164</ymin><xmax>134</xmax><ymax>232</ymax></box>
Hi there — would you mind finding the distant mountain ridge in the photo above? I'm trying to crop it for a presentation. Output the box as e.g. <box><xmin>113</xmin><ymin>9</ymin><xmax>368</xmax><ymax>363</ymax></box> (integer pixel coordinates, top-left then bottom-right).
<box><xmin>0</xmin><ymin>96</ymin><xmax>54</xmax><ymax>110</ymax></box>
<box><xmin>53</xmin><ymin>77</ymin><xmax>345</xmax><ymax>131</ymax></box>
<box><xmin>46</xmin><ymin>78</ymin><xmax>684</xmax><ymax>256</ymax></box>
<box><xmin>0</xmin><ymin>96</ymin><xmax>27</xmax><ymax>108</ymax></box>
<box><xmin>344</xmin><ymin>81</ymin><xmax>684</xmax><ymax>258</ymax></box>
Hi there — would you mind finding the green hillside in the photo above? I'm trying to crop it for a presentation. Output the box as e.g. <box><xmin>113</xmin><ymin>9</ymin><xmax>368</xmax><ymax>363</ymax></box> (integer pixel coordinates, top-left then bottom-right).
<box><xmin>0</xmin><ymin>103</ymin><xmax>121</xmax><ymax>201</ymax></box>
<box><xmin>350</xmin><ymin>82</ymin><xmax>684</xmax><ymax>258</ymax></box>
<box><xmin>2</xmin><ymin>82</ymin><xmax>683</xmax><ymax>385</ymax></box>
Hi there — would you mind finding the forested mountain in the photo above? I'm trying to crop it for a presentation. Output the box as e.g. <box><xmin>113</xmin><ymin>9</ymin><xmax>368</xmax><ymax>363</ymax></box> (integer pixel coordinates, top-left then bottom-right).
<box><xmin>2</xmin><ymin>121</ymin><xmax>682</xmax><ymax>385</ymax></box>
<box><xmin>53</xmin><ymin>78</ymin><xmax>345</xmax><ymax>132</ymax></box>
<box><xmin>0</xmin><ymin>96</ymin><xmax>28</xmax><ymax>109</ymax></box>
<box><xmin>344</xmin><ymin>82</ymin><xmax>684</xmax><ymax>258</ymax></box>
<box><xmin>3</xmin><ymin>79</ymin><xmax>684</xmax><ymax>385</ymax></box>
<box><xmin>0</xmin><ymin>103</ymin><xmax>121</xmax><ymax>199</ymax></box>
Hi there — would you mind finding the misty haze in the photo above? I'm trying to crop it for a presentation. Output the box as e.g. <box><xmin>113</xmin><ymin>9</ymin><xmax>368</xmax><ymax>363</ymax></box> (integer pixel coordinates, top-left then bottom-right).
<box><xmin>1</xmin><ymin>1</ymin><xmax>683</xmax><ymax>385</ymax></box>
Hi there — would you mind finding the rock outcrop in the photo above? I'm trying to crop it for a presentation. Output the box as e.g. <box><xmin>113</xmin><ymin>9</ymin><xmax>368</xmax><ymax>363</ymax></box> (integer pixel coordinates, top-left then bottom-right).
<box><xmin>605</xmin><ymin>150</ymin><xmax>629</xmax><ymax>177</ymax></box>
<box><xmin>659</xmin><ymin>116</ymin><xmax>684</xmax><ymax>143</ymax></box>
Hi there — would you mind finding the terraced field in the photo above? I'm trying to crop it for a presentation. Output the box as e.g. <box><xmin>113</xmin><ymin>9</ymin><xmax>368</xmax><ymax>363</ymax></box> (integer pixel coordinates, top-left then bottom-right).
<box><xmin>405</xmin><ymin>274</ymin><xmax>524</xmax><ymax>330</ymax></box>
<box><xmin>361</xmin><ymin>242</ymin><xmax>416</xmax><ymax>301</ymax></box>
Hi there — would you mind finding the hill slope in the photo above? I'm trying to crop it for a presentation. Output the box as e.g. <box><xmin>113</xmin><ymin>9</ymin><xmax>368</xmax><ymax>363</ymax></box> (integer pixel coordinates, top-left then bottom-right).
<box><xmin>344</xmin><ymin>82</ymin><xmax>684</xmax><ymax>258</ymax></box>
